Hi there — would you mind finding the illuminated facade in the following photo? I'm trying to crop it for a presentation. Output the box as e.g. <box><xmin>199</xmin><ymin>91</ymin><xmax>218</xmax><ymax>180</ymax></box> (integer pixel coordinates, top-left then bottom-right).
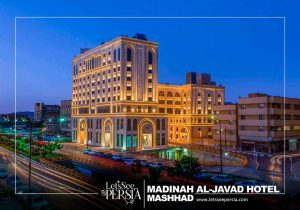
<box><xmin>71</xmin><ymin>34</ymin><xmax>224</xmax><ymax>151</ymax></box>
<box><xmin>158</xmin><ymin>73</ymin><xmax>224</xmax><ymax>146</ymax></box>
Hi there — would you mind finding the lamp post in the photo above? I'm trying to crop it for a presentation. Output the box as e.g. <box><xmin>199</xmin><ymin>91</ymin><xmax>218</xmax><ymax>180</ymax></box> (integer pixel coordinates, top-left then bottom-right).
<box><xmin>25</xmin><ymin>119</ymin><xmax>33</xmax><ymax>209</ymax></box>
<box><xmin>211</xmin><ymin>115</ymin><xmax>223</xmax><ymax>174</ymax></box>
<box><xmin>224</xmin><ymin>125</ymin><xmax>227</xmax><ymax>150</ymax></box>
<box><xmin>59</xmin><ymin>117</ymin><xmax>65</xmax><ymax>136</ymax></box>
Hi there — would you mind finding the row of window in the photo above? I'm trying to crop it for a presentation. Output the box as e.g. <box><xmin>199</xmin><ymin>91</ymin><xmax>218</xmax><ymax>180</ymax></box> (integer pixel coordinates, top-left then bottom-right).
<box><xmin>240</xmin><ymin>103</ymin><xmax>300</xmax><ymax>110</ymax></box>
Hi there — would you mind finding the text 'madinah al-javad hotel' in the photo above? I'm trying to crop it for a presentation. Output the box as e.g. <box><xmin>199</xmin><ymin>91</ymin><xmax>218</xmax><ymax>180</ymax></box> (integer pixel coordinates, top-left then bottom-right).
<box><xmin>71</xmin><ymin>34</ymin><xmax>224</xmax><ymax>151</ymax></box>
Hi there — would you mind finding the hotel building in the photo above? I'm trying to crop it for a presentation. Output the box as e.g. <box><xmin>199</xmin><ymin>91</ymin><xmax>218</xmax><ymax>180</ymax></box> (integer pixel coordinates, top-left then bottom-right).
<box><xmin>71</xmin><ymin>34</ymin><xmax>224</xmax><ymax>151</ymax></box>
<box><xmin>213</xmin><ymin>93</ymin><xmax>300</xmax><ymax>153</ymax></box>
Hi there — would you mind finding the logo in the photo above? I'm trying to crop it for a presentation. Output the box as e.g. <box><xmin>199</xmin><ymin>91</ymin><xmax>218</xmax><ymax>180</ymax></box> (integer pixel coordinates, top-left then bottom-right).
<box><xmin>101</xmin><ymin>181</ymin><xmax>141</xmax><ymax>205</ymax></box>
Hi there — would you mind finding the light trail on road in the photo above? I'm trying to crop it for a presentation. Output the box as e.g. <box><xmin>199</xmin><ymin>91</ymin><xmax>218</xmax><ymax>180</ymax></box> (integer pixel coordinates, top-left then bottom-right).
<box><xmin>0</xmin><ymin>147</ymin><xmax>126</xmax><ymax>210</ymax></box>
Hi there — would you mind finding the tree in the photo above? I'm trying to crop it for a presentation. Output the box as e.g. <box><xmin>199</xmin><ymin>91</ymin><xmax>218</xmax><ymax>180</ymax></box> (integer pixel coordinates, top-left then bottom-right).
<box><xmin>148</xmin><ymin>166</ymin><xmax>161</xmax><ymax>183</ymax></box>
<box><xmin>41</xmin><ymin>141</ymin><xmax>63</xmax><ymax>158</ymax></box>
<box><xmin>18</xmin><ymin>138</ymin><xmax>29</xmax><ymax>153</ymax></box>
<box><xmin>171</xmin><ymin>155</ymin><xmax>200</xmax><ymax>181</ymax></box>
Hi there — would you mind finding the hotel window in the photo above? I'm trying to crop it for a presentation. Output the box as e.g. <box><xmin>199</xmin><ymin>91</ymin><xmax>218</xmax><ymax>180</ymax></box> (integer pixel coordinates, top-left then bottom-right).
<box><xmin>127</xmin><ymin>119</ymin><xmax>131</xmax><ymax>131</ymax></box>
<box><xmin>156</xmin><ymin>134</ymin><xmax>160</xmax><ymax>145</ymax></box>
<box><xmin>131</xmin><ymin>119</ymin><xmax>137</xmax><ymax>131</ymax></box>
<box><xmin>240</xmin><ymin>125</ymin><xmax>245</xmax><ymax>130</ymax></box>
<box><xmin>127</xmin><ymin>48</ymin><xmax>132</xmax><ymax>61</ymax></box>
<box><xmin>162</xmin><ymin>119</ymin><xmax>166</xmax><ymax>130</ymax></box>
<box><xmin>148</xmin><ymin>52</ymin><xmax>153</xmax><ymax>64</ymax></box>
<box><xmin>240</xmin><ymin>104</ymin><xmax>245</xmax><ymax>109</ymax></box>
<box><xmin>259</xmin><ymin>126</ymin><xmax>264</xmax><ymax>131</ymax></box>
<box><xmin>159</xmin><ymin>92</ymin><xmax>164</xmax><ymax>96</ymax></box>
<box><xmin>113</xmin><ymin>49</ymin><xmax>117</xmax><ymax>63</ymax></box>
<box><xmin>159</xmin><ymin>108</ymin><xmax>165</xmax><ymax>113</ymax></box>
<box><xmin>167</xmin><ymin>92</ymin><xmax>172</xmax><ymax>97</ymax></box>
<box><xmin>259</xmin><ymin>103</ymin><xmax>265</xmax><ymax>108</ymax></box>
<box><xmin>156</xmin><ymin>119</ymin><xmax>160</xmax><ymax>130</ymax></box>
<box><xmin>118</xmin><ymin>48</ymin><xmax>121</xmax><ymax>61</ymax></box>
<box><xmin>161</xmin><ymin>134</ymin><xmax>166</xmax><ymax>145</ymax></box>
<box><xmin>259</xmin><ymin>115</ymin><xmax>264</xmax><ymax>120</ymax></box>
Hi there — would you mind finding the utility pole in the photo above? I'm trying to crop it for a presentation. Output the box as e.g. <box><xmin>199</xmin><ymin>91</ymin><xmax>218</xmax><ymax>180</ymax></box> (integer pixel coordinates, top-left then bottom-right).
<box><xmin>224</xmin><ymin>125</ymin><xmax>227</xmax><ymax>150</ymax></box>
<box><xmin>28</xmin><ymin>119</ymin><xmax>33</xmax><ymax>209</ymax></box>
<box><xmin>219</xmin><ymin>121</ymin><xmax>223</xmax><ymax>174</ymax></box>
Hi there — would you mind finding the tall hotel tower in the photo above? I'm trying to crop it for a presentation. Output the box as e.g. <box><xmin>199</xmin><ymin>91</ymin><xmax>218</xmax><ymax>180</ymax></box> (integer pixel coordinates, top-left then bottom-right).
<box><xmin>72</xmin><ymin>34</ymin><xmax>168</xmax><ymax>151</ymax></box>
<box><xmin>72</xmin><ymin>34</ymin><xmax>224</xmax><ymax>151</ymax></box>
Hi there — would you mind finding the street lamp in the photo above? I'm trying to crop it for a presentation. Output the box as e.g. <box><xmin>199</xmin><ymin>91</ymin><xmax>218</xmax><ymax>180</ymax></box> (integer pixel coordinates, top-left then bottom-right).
<box><xmin>211</xmin><ymin>115</ymin><xmax>223</xmax><ymax>174</ymax></box>
<box><xmin>23</xmin><ymin>119</ymin><xmax>33</xmax><ymax>209</ymax></box>
<box><xmin>59</xmin><ymin>117</ymin><xmax>65</xmax><ymax>136</ymax></box>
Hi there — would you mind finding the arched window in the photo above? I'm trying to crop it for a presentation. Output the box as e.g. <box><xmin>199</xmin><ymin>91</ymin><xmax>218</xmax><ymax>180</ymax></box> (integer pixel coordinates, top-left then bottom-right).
<box><xmin>175</xmin><ymin>92</ymin><xmax>180</xmax><ymax>97</ymax></box>
<box><xmin>127</xmin><ymin>119</ymin><xmax>131</xmax><ymax>131</ymax></box>
<box><xmin>113</xmin><ymin>49</ymin><xmax>117</xmax><ymax>62</ymax></box>
<box><xmin>159</xmin><ymin>92</ymin><xmax>164</xmax><ymax>96</ymax></box>
<box><xmin>148</xmin><ymin>52</ymin><xmax>153</xmax><ymax>64</ymax></box>
<box><xmin>127</xmin><ymin>48</ymin><xmax>132</xmax><ymax>62</ymax></box>
<box><xmin>117</xmin><ymin>48</ymin><xmax>121</xmax><ymax>61</ymax></box>
<box><xmin>167</xmin><ymin>92</ymin><xmax>172</xmax><ymax>97</ymax></box>
<box><xmin>133</xmin><ymin>119</ymin><xmax>137</xmax><ymax>131</ymax></box>
<box><xmin>156</xmin><ymin>119</ymin><xmax>160</xmax><ymax>130</ymax></box>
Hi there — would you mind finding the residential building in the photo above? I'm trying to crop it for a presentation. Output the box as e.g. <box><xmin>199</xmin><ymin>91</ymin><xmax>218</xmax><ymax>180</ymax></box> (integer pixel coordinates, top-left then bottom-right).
<box><xmin>34</xmin><ymin>103</ymin><xmax>60</xmax><ymax>122</ymax></box>
<box><xmin>60</xmin><ymin>100</ymin><xmax>72</xmax><ymax>137</ymax></box>
<box><xmin>212</xmin><ymin>103</ymin><xmax>239</xmax><ymax>149</ymax></box>
<box><xmin>71</xmin><ymin>34</ymin><xmax>224</xmax><ymax>151</ymax></box>
<box><xmin>213</xmin><ymin>93</ymin><xmax>300</xmax><ymax>153</ymax></box>
<box><xmin>238</xmin><ymin>93</ymin><xmax>300</xmax><ymax>153</ymax></box>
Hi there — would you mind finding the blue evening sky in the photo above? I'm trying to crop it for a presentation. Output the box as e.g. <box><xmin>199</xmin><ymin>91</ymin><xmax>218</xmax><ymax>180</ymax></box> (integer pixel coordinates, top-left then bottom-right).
<box><xmin>0</xmin><ymin>0</ymin><xmax>299</xmax><ymax>113</ymax></box>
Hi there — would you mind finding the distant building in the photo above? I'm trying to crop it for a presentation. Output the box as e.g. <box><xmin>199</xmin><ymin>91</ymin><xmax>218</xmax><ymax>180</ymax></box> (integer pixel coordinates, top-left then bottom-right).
<box><xmin>213</xmin><ymin>104</ymin><xmax>239</xmax><ymax>149</ymax></box>
<box><xmin>34</xmin><ymin>103</ymin><xmax>60</xmax><ymax>122</ymax></box>
<box><xmin>213</xmin><ymin>93</ymin><xmax>300</xmax><ymax>153</ymax></box>
<box><xmin>239</xmin><ymin>93</ymin><xmax>300</xmax><ymax>153</ymax></box>
<box><xmin>60</xmin><ymin>100</ymin><xmax>72</xmax><ymax>137</ymax></box>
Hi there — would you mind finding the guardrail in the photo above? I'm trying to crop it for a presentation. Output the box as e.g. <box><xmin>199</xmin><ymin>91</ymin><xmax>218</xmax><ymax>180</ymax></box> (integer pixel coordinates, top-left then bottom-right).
<box><xmin>40</xmin><ymin>158</ymin><xmax>100</xmax><ymax>186</ymax></box>
<box><xmin>169</xmin><ymin>143</ymin><xmax>248</xmax><ymax>167</ymax></box>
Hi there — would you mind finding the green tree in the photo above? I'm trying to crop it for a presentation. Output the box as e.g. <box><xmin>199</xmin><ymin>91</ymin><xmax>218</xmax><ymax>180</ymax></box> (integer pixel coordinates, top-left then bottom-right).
<box><xmin>41</xmin><ymin>141</ymin><xmax>63</xmax><ymax>157</ymax></box>
<box><xmin>17</xmin><ymin>138</ymin><xmax>29</xmax><ymax>153</ymax></box>
<box><xmin>172</xmin><ymin>155</ymin><xmax>200</xmax><ymax>181</ymax></box>
<box><xmin>148</xmin><ymin>166</ymin><xmax>161</xmax><ymax>183</ymax></box>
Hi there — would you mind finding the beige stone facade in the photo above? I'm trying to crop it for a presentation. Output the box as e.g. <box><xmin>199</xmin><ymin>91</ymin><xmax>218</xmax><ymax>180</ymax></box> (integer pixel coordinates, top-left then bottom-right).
<box><xmin>71</xmin><ymin>34</ymin><xmax>224</xmax><ymax>151</ymax></box>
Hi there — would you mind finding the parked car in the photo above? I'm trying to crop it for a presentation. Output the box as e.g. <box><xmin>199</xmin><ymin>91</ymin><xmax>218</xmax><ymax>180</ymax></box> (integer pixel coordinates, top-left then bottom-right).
<box><xmin>235</xmin><ymin>180</ymin><xmax>261</xmax><ymax>187</ymax></box>
<box><xmin>111</xmin><ymin>154</ymin><xmax>122</xmax><ymax>161</ymax></box>
<box><xmin>135</xmin><ymin>159</ymin><xmax>148</xmax><ymax>167</ymax></box>
<box><xmin>124</xmin><ymin>159</ymin><xmax>135</xmax><ymax>166</ymax></box>
<box><xmin>192</xmin><ymin>170</ymin><xmax>212</xmax><ymax>180</ymax></box>
<box><xmin>122</xmin><ymin>156</ymin><xmax>132</xmax><ymax>161</ymax></box>
<box><xmin>210</xmin><ymin>174</ymin><xmax>234</xmax><ymax>184</ymax></box>
<box><xmin>148</xmin><ymin>162</ymin><xmax>162</xmax><ymax>168</ymax></box>
<box><xmin>101</xmin><ymin>153</ymin><xmax>112</xmax><ymax>159</ymax></box>
<box><xmin>93</xmin><ymin>151</ymin><xmax>104</xmax><ymax>157</ymax></box>
<box><xmin>0</xmin><ymin>168</ymin><xmax>8</xmax><ymax>179</ymax></box>
<box><xmin>83</xmin><ymin>149</ymin><xmax>94</xmax><ymax>155</ymax></box>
